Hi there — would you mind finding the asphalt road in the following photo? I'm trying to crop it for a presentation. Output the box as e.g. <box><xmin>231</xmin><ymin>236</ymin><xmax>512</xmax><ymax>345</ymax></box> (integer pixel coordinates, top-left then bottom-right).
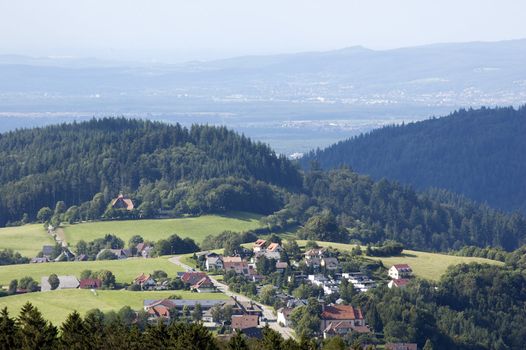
<box><xmin>168</xmin><ymin>255</ymin><xmax>295</xmax><ymax>339</ymax></box>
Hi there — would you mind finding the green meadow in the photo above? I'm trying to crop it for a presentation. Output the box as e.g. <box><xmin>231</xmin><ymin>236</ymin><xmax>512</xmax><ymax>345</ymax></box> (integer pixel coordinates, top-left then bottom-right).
<box><xmin>0</xmin><ymin>224</ymin><xmax>55</xmax><ymax>257</ymax></box>
<box><xmin>62</xmin><ymin>212</ymin><xmax>262</xmax><ymax>246</ymax></box>
<box><xmin>0</xmin><ymin>257</ymin><xmax>183</xmax><ymax>286</ymax></box>
<box><xmin>0</xmin><ymin>289</ymin><xmax>228</xmax><ymax>325</ymax></box>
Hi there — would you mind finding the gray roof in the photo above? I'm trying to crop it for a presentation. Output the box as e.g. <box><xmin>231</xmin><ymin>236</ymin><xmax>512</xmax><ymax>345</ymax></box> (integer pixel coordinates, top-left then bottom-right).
<box><xmin>41</xmin><ymin>275</ymin><xmax>79</xmax><ymax>291</ymax></box>
<box><xmin>144</xmin><ymin>299</ymin><xmax>225</xmax><ymax>309</ymax></box>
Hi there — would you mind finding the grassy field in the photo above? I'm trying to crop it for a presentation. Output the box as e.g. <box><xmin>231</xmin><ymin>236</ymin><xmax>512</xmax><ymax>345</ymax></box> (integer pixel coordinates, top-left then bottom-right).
<box><xmin>294</xmin><ymin>240</ymin><xmax>504</xmax><ymax>281</ymax></box>
<box><xmin>0</xmin><ymin>224</ymin><xmax>54</xmax><ymax>257</ymax></box>
<box><xmin>0</xmin><ymin>289</ymin><xmax>228</xmax><ymax>325</ymax></box>
<box><xmin>62</xmin><ymin>212</ymin><xmax>262</xmax><ymax>246</ymax></box>
<box><xmin>0</xmin><ymin>257</ymin><xmax>184</xmax><ymax>286</ymax></box>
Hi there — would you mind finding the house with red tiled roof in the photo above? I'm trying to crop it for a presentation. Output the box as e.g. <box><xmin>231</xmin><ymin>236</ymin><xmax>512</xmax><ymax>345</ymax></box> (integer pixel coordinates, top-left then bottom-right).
<box><xmin>133</xmin><ymin>273</ymin><xmax>156</xmax><ymax>289</ymax></box>
<box><xmin>388</xmin><ymin>278</ymin><xmax>411</xmax><ymax>289</ymax></box>
<box><xmin>223</xmin><ymin>257</ymin><xmax>250</xmax><ymax>275</ymax></box>
<box><xmin>231</xmin><ymin>314</ymin><xmax>259</xmax><ymax>330</ymax></box>
<box><xmin>79</xmin><ymin>278</ymin><xmax>102</xmax><ymax>289</ymax></box>
<box><xmin>111</xmin><ymin>194</ymin><xmax>134</xmax><ymax>210</ymax></box>
<box><xmin>181</xmin><ymin>271</ymin><xmax>208</xmax><ymax>285</ymax></box>
<box><xmin>388</xmin><ymin>264</ymin><xmax>413</xmax><ymax>279</ymax></box>
<box><xmin>191</xmin><ymin>276</ymin><xmax>216</xmax><ymax>293</ymax></box>
<box><xmin>320</xmin><ymin>305</ymin><xmax>367</xmax><ymax>334</ymax></box>
<box><xmin>264</xmin><ymin>242</ymin><xmax>283</xmax><ymax>260</ymax></box>
<box><xmin>253</xmin><ymin>239</ymin><xmax>267</xmax><ymax>253</ymax></box>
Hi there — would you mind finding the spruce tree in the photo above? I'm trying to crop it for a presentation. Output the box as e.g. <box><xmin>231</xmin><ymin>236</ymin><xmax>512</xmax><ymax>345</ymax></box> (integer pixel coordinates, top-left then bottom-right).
<box><xmin>60</xmin><ymin>311</ymin><xmax>87</xmax><ymax>350</ymax></box>
<box><xmin>0</xmin><ymin>307</ymin><xmax>18</xmax><ymax>350</ymax></box>
<box><xmin>17</xmin><ymin>302</ymin><xmax>58</xmax><ymax>350</ymax></box>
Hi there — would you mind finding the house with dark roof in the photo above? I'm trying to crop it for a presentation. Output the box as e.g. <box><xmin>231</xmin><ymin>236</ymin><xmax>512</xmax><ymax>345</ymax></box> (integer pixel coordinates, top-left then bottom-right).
<box><xmin>136</xmin><ymin>243</ymin><xmax>153</xmax><ymax>258</ymax></box>
<box><xmin>388</xmin><ymin>264</ymin><xmax>413</xmax><ymax>279</ymax></box>
<box><xmin>42</xmin><ymin>245</ymin><xmax>54</xmax><ymax>257</ymax></box>
<box><xmin>320</xmin><ymin>257</ymin><xmax>340</xmax><ymax>271</ymax></box>
<box><xmin>205</xmin><ymin>254</ymin><xmax>224</xmax><ymax>271</ymax></box>
<box><xmin>30</xmin><ymin>257</ymin><xmax>50</xmax><ymax>264</ymax></box>
<box><xmin>96</xmin><ymin>248</ymin><xmax>130</xmax><ymax>260</ymax></box>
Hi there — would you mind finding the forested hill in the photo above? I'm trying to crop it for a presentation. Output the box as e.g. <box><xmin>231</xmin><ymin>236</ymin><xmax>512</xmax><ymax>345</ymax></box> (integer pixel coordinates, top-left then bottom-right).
<box><xmin>301</xmin><ymin>106</ymin><xmax>526</xmax><ymax>213</ymax></box>
<box><xmin>0</xmin><ymin>118</ymin><xmax>301</xmax><ymax>226</ymax></box>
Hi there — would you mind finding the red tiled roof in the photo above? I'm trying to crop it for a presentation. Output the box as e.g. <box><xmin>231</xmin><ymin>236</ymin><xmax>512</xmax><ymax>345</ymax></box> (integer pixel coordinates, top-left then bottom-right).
<box><xmin>79</xmin><ymin>278</ymin><xmax>102</xmax><ymax>289</ymax></box>
<box><xmin>181</xmin><ymin>272</ymin><xmax>207</xmax><ymax>285</ymax></box>
<box><xmin>321</xmin><ymin>305</ymin><xmax>364</xmax><ymax>321</ymax></box>
<box><xmin>134</xmin><ymin>273</ymin><xmax>153</xmax><ymax>284</ymax></box>
<box><xmin>148</xmin><ymin>305</ymin><xmax>170</xmax><ymax>318</ymax></box>
<box><xmin>392</xmin><ymin>278</ymin><xmax>410</xmax><ymax>287</ymax></box>
<box><xmin>267</xmin><ymin>243</ymin><xmax>280</xmax><ymax>252</ymax></box>
<box><xmin>393</xmin><ymin>264</ymin><xmax>411</xmax><ymax>270</ymax></box>
<box><xmin>324</xmin><ymin>321</ymin><xmax>370</xmax><ymax>334</ymax></box>
<box><xmin>254</xmin><ymin>239</ymin><xmax>267</xmax><ymax>247</ymax></box>
<box><xmin>192</xmin><ymin>276</ymin><xmax>214</xmax><ymax>289</ymax></box>
<box><xmin>111</xmin><ymin>194</ymin><xmax>134</xmax><ymax>210</ymax></box>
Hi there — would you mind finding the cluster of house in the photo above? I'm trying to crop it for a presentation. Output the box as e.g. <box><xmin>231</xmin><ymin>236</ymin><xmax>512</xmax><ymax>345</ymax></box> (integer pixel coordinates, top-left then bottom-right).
<box><xmin>144</xmin><ymin>296</ymin><xmax>263</xmax><ymax>335</ymax></box>
<box><xmin>30</xmin><ymin>241</ymin><xmax>153</xmax><ymax>264</ymax></box>
<box><xmin>387</xmin><ymin>264</ymin><xmax>413</xmax><ymax>289</ymax></box>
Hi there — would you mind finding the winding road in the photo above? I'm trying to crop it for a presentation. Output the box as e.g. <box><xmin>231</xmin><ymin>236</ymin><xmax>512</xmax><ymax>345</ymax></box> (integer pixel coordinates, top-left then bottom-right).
<box><xmin>168</xmin><ymin>255</ymin><xmax>295</xmax><ymax>339</ymax></box>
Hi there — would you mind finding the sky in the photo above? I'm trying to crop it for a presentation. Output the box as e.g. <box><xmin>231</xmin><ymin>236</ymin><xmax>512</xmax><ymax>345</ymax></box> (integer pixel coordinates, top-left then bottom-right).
<box><xmin>1</xmin><ymin>0</ymin><xmax>525</xmax><ymax>63</ymax></box>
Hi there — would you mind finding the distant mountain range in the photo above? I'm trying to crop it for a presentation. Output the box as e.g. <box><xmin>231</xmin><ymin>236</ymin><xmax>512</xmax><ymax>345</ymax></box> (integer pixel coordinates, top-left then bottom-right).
<box><xmin>301</xmin><ymin>105</ymin><xmax>526</xmax><ymax>214</ymax></box>
<box><xmin>1</xmin><ymin>39</ymin><xmax>526</xmax><ymax>154</ymax></box>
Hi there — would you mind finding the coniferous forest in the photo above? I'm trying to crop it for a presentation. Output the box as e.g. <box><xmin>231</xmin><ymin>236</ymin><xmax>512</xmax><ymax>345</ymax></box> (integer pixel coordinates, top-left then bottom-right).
<box><xmin>1</xmin><ymin>118</ymin><xmax>526</xmax><ymax>253</ymax></box>
<box><xmin>301</xmin><ymin>106</ymin><xmax>526</xmax><ymax>214</ymax></box>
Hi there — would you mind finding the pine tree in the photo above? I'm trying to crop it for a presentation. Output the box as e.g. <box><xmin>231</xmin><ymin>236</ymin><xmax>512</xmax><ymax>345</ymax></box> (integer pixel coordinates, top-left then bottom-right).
<box><xmin>17</xmin><ymin>302</ymin><xmax>58</xmax><ymax>350</ymax></box>
<box><xmin>60</xmin><ymin>311</ymin><xmax>87</xmax><ymax>350</ymax></box>
<box><xmin>0</xmin><ymin>307</ymin><xmax>18</xmax><ymax>350</ymax></box>
<box><xmin>228</xmin><ymin>330</ymin><xmax>249</xmax><ymax>350</ymax></box>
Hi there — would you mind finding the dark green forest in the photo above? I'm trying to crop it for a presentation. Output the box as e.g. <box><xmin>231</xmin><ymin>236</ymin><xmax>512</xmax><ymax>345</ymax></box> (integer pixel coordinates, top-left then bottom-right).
<box><xmin>0</xmin><ymin>118</ymin><xmax>301</xmax><ymax>226</ymax></box>
<box><xmin>301</xmin><ymin>106</ymin><xmax>526</xmax><ymax>213</ymax></box>
<box><xmin>2</xmin><ymin>118</ymin><xmax>526</xmax><ymax>252</ymax></box>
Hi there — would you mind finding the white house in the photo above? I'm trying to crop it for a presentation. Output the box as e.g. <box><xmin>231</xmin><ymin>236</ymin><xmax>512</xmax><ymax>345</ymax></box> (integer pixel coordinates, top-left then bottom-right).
<box><xmin>388</xmin><ymin>264</ymin><xmax>413</xmax><ymax>280</ymax></box>
<box><xmin>388</xmin><ymin>279</ymin><xmax>410</xmax><ymax>289</ymax></box>
<box><xmin>264</xmin><ymin>242</ymin><xmax>283</xmax><ymax>260</ymax></box>
<box><xmin>253</xmin><ymin>239</ymin><xmax>267</xmax><ymax>253</ymax></box>
<box><xmin>277</xmin><ymin>307</ymin><xmax>294</xmax><ymax>327</ymax></box>
<box><xmin>205</xmin><ymin>254</ymin><xmax>224</xmax><ymax>271</ymax></box>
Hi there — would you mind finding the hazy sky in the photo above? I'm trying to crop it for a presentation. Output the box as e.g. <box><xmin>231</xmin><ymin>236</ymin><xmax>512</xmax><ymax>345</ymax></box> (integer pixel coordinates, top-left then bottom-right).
<box><xmin>1</xmin><ymin>0</ymin><xmax>525</xmax><ymax>62</ymax></box>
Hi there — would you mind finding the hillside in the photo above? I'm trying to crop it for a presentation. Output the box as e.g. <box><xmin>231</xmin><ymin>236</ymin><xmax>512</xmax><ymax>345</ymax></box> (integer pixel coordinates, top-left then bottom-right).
<box><xmin>0</xmin><ymin>118</ymin><xmax>301</xmax><ymax>226</ymax></box>
<box><xmin>302</xmin><ymin>106</ymin><xmax>526</xmax><ymax>213</ymax></box>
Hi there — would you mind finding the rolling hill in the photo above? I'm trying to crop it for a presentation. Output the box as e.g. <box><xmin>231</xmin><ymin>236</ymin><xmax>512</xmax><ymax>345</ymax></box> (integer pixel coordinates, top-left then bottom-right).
<box><xmin>302</xmin><ymin>106</ymin><xmax>526</xmax><ymax>213</ymax></box>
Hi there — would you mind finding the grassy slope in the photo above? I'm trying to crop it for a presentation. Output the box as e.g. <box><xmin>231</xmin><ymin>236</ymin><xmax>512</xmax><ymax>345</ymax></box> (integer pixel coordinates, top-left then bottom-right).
<box><xmin>62</xmin><ymin>212</ymin><xmax>262</xmax><ymax>246</ymax></box>
<box><xmin>295</xmin><ymin>240</ymin><xmax>504</xmax><ymax>281</ymax></box>
<box><xmin>0</xmin><ymin>224</ymin><xmax>55</xmax><ymax>257</ymax></box>
<box><xmin>0</xmin><ymin>289</ymin><xmax>228</xmax><ymax>325</ymax></box>
<box><xmin>0</xmin><ymin>257</ymin><xmax>184</xmax><ymax>286</ymax></box>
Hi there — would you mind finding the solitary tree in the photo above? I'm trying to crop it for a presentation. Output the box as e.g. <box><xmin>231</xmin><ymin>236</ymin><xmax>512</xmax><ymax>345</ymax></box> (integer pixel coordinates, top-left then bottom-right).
<box><xmin>36</xmin><ymin>207</ymin><xmax>53</xmax><ymax>223</ymax></box>
<box><xmin>48</xmin><ymin>274</ymin><xmax>60</xmax><ymax>290</ymax></box>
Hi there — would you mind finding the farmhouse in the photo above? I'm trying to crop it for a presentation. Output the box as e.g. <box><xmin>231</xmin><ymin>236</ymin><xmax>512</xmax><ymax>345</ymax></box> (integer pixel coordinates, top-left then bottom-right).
<box><xmin>111</xmin><ymin>194</ymin><xmax>134</xmax><ymax>210</ymax></box>
<box><xmin>388</xmin><ymin>264</ymin><xmax>413</xmax><ymax>279</ymax></box>
<box><xmin>41</xmin><ymin>275</ymin><xmax>80</xmax><ymax>292</ymax></box>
